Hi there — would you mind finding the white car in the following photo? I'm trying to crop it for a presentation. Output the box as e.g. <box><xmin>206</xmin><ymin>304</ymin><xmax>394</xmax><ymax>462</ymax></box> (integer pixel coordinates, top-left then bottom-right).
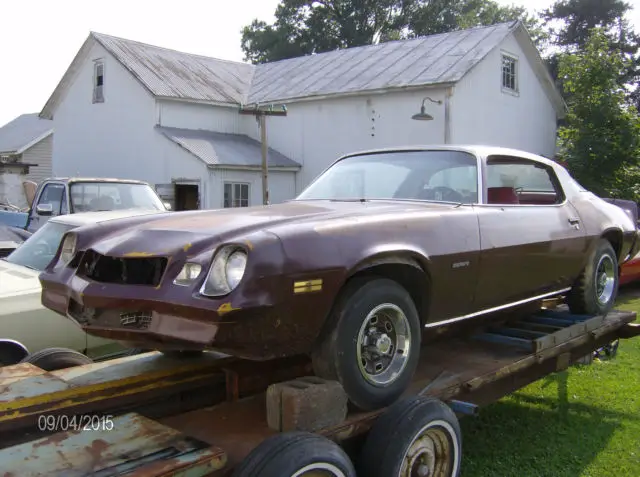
<box><xmin>0</xmin><ymin>209</ymin><xmax>167</xmax><ymax>367</ymax></box>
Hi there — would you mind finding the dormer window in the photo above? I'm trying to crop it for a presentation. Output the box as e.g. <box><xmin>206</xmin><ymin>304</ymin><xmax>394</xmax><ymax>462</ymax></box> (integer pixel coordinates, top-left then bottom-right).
<box><xmin>93</xmin><ymin>60</ymin><xmax>104</xmax><ymax>103</ymax></box>
<box><xmin>501</xmin><ymin>53</ymin><xmax>518</xmax><ymax>93</ymax></box>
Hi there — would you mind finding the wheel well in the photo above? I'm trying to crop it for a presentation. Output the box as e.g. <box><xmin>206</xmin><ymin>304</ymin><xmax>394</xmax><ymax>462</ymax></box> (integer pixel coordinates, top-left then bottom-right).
<box><xmin>602</xmin><ymin>230</ymin><xmax>623</xmax><ymax>261</ymax></box>
<box><xmin>349</xmin><ymin>261</ymin><xmax>430</xmax><ymax>324</ymax></box>
<box><xmin>0</xmin><ymin>340</ymin><xmax>29</xmax><ymax>366</ymax></box>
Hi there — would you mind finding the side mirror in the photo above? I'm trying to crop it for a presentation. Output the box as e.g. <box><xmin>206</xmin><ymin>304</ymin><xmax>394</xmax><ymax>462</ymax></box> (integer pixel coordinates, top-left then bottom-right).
<box><xmin>163</xmin><ymin>202</ymin><xmax>172</xmax><ymax>211</ymax></box>
<box><xmin>35</xmin><ymin>203</ymin><xmax>53</xmax><ymax>216</ymax></box>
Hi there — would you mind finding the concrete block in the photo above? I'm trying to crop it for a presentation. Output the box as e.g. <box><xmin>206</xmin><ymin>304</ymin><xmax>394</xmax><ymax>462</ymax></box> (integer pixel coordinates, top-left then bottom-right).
<box><xmin>266</xmin><ymin>376</ymin><xmax>348</xmax><ymax>432</ymax></box>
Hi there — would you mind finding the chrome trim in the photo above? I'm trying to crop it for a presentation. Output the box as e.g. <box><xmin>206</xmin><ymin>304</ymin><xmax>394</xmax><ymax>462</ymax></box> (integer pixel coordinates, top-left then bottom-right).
<box><xmin>423</xmin><ymin>288</ymin><xmax>572</xmax><ymax>328</ymax></box>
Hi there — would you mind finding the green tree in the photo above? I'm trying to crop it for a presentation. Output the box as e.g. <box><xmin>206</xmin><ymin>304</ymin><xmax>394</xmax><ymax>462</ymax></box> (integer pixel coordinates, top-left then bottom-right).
<box><xmin>542</xmin><ymin>0</ymin><xmax>639</xmax><ymax>107</ymax></box>
<box><xmin>557</xmin><ymin>29</ymin><xmax>640</xmax><ymax>200</ymax></box>
<box><xmin>240</xmin><ymin>0</ymin><xmax>545</xmax><ymax>65</ymax></box>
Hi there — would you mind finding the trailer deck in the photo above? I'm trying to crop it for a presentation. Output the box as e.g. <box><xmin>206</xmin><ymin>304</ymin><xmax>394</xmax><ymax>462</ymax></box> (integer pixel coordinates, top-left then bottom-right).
<box><xmin>0</xmin><ymin>305</ymin><xmax>638</xmax><ymax>476</ymax></box>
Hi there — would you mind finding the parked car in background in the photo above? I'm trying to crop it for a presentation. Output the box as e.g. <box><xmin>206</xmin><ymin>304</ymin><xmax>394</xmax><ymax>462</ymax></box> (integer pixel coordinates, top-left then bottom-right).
<box><xmin>0</xmin><ymin>225</ymin><xmax>30</xmax><ymax>258</ymax></box>
<box><xmin>39</xmin><ymin>146</ymin><xmax>640</xmax><ymax>411</ymax></box>
<box><xmin>0</xmin><ymin>208</ymin><xmax>167</xmax><ymax>368</ymax></box>
<box><xmin>604</xmin><ymin>198</ymin><xmax>640</xmax><ymax>286</ymax></box>
<box><xmin>0</xmin><ymin>177</ymin><xmax>172</xmax><ymax>232</ymax></box>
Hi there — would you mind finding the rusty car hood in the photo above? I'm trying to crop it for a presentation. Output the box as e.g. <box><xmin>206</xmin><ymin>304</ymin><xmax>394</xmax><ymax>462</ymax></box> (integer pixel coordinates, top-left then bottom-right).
<box><xmin>79</xmin><ymin>200</ymin><xmax>461</xmax><ymax>257</ymax></box>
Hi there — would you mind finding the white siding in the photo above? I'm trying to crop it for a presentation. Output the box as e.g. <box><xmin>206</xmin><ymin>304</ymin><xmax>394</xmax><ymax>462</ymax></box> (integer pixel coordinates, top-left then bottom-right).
<box><xmin>449</xmin><ymin>33</ymin><xmax>557</xmax><ymax>157</ymax></box>
<box><xmin>240</xmin><ymin>89</ymin><xmax>448</xmax><ymax>194</ymax></box>
<box><xmin>52</xmin><ymin>41</ymin><xmax>209</xmax><ymax>200</ymax></box>
<box><xmin>22</xmin><ymin>135</ymin><xmax>53</xmax><ymax>184</ymax></box>
<box><xmin>156</xmin><ymin>100</ymin><xmax>253</xmax><ymax>133</ymax></box>
<box><xmin>209</xmin><ymin>169</ymin><xmax>296</xmax><ymax>209</ymax></box>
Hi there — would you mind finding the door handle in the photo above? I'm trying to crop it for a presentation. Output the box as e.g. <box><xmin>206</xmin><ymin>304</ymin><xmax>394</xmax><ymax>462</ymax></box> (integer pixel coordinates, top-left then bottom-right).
<box><xmin>568</xmin><ymin>217</ymin><xmax>581</xmax><ymax>226</ymax></box>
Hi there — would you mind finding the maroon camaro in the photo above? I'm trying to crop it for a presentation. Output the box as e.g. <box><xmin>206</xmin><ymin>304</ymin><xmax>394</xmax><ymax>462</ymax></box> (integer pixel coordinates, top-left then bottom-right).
<box><xmin>39</xmin><ymin>146</ymin><xmax>640</xmax><ymax>410</ymax></box>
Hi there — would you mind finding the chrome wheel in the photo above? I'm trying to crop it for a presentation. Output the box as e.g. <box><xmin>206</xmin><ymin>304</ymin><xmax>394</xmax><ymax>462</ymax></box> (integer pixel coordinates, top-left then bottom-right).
<box><xmin>399</xmin><ymin>421</ymin><xmax>459</xmax><ymax>477</ymax></box>
<box><xmin>292</xmin><ymin>463</ymin><xmax>347</xmax><ymax>477</ymax></box>
<box><xmin>595</xmin><ymin>255</ymin><xmax>616</xmax><ymax>306</ymax></box>
<box><xmin>356</xmin><ymin>303</ymin><xmax>411</xmax><ymax>386</ymax></box>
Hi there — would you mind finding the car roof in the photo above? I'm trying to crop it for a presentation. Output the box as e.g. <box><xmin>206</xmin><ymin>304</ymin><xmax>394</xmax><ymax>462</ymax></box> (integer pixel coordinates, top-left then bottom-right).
<box><xmin>338</xmin><ymin>145</ymin><xmax>558</xmax><ymax>168</ymax></box>
<box><xmin>42</xmin><ymin>177</ymin><xmax>151</xmax><ymax>185</ymax></box>
<box><xmin>49</xmin><ymin>209</ymin><xmax>168</xmax><ymax>227</ymax></box>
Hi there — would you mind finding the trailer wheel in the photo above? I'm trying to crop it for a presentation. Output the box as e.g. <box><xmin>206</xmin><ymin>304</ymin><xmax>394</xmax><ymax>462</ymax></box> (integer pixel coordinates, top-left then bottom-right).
<box><xmin>358</xmin><ymin>396</ymin><xmax>462</xmax><ymax>477</ymax></box>
<box><xmin>311</xmin><ymin>277</ymin><xmax>421</xmax><ymax>411</ymax></box>
<box><xmin>19</xmin><ymin>347</ymin><xmax>94</xmax><ymax>371</ymax></box>
<box><xmin>232</xmin><ymin>431</ymin><xmax>356</xmax><ymax>477</ymax></box>
<box><xmin>0</xmin><ymin>340</ymin><xmax>29</xmax><ymax>366</ymax></box>
<box><xmin>568</xmin><ymin>239</ymin><xmax>618</xmax><ymax>316</ymax></box>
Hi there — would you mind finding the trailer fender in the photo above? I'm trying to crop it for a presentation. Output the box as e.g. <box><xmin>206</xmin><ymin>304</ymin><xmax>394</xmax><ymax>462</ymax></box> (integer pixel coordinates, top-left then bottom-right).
<box><xmin>0</xmin><ymin>339</ymin><xmax>29</xmax><ymax>366</ymax></box>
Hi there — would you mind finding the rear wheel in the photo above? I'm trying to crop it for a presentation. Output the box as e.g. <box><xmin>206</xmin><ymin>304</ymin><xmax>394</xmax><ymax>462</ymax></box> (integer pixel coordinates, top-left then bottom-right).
<box><xmin>567</xmin><ymin>239</ymin><xmax>618</xmax><ymax>316</ymax></box>
<box><xmin>358</xmin><ymin>396</ymin><xmax>462</xmax><ymax>477</ymax></box>
<box><xmin>311</xmin><ymin>277</ymin><xmax>421</xmax><ymax>411</ymax></box>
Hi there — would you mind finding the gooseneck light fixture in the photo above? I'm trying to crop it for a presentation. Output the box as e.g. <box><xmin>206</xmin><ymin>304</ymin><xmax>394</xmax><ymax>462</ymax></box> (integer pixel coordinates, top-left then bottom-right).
<box><xmin>411</xmin><ymin>96</ymin><xmax>443</xmax><ymax>121</ymax></box>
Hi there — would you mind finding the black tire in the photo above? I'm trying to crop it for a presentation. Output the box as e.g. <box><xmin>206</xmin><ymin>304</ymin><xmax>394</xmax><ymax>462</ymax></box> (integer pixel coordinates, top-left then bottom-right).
<box><xmin>20</xmin><ymin>347</ymin><xmax>94</xmax><ymax>371</ymax></box>
<box><xmin>311</xmin><ymin>277</ymin><xmax>421</xmax><ymax>411</ymax></box>
<box><xmin>0</xmin><ymin>340</ymin><xmax>29</xmax><ymax>366</ymax></box>
<box><xmin>232</xmin><ymin>431</ymin><xmax>356</xmax><ymax>477</ymax></box>
<box><xmin>567</xmin><ymin>239</ymin><xmax>619</xmax><ymax>316</ymax></box>
<box><xmin>358</xmin><ymin>396</ymin><xmax>462</xmax><ymax>477</ymax></box>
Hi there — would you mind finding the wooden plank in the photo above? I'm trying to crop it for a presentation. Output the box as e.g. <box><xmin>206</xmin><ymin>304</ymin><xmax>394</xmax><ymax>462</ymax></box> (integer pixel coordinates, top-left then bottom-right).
<box><xmin>0</xmin><ymin>413</ymin><xmax>227</xmax><ymax>476</ymax></box>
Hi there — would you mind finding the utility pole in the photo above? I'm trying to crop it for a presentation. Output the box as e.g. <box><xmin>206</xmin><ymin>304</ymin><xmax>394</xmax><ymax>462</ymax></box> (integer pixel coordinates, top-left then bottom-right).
<box><xmin>238</xmin><ymin>104</ymin><xmax>287</xmax><ymax>205</ymax></box>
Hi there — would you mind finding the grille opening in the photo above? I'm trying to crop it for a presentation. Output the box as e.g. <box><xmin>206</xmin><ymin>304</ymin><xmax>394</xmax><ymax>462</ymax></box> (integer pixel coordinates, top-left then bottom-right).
<box><xmin>0</xmin><ymin>248</ymin><xmax>14</xmax><ymax>258</ymax></box>
<box><xmin>81</xmin><ymin>250</ymin><xmax>168</xmax><ymax>286</ymax></box>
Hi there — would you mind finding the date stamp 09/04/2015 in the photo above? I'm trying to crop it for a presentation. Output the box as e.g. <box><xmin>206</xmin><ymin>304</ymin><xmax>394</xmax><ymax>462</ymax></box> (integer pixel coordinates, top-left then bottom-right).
<box><xmin>37</xmin><ymin>414</ymin><xmax>115</xmax><ymax>432</ymax></box>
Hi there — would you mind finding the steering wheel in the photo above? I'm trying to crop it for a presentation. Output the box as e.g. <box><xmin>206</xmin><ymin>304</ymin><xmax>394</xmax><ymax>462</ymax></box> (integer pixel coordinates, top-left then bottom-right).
<box><xmin>430</xmin><ymin>186</ymin><xmax>465</xmax><ymax>203</ymax></box>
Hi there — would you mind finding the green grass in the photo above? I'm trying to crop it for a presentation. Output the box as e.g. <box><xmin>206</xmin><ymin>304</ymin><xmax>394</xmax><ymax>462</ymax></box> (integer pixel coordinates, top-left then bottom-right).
<box><xmin>460</xmin><ymin>287</ymin><xmax>640</xmax><ymax>477</ymax></box>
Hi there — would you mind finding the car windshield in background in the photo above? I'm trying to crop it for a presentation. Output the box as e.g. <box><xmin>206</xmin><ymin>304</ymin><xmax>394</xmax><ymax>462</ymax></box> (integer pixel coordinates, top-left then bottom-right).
<box><xmin>295</xmin><ymin>150</ymin><xmax>479</xmax><ymax>204</ymax></box>
<box><xmin>4</xmin><ymin>221</ymin><xmax>75</xmax><ymax>271</ymax></box>
<box><xmin>70</xmin><ymin>182</ymin><xmax>165</xmax><ymax>212</ymax></box>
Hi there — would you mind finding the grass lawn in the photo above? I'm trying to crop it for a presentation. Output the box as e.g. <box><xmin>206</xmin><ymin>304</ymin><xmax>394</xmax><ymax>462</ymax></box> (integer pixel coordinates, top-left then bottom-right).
<box><xmin>460</xmin><ymin>286</ymin><xmax>640</xmax><ymax>477</ymax></box>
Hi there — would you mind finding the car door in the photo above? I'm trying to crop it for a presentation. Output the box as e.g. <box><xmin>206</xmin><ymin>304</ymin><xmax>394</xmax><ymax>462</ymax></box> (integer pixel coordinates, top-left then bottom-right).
<box><xmin>27</xmin><ymin>182</ymin><xmax>67</xmax><ymax>233</ymax></box>
<box><xmin>473</xmin><ymin>155</ymin><xmax>587</xmax><ymax>311</ymax></box>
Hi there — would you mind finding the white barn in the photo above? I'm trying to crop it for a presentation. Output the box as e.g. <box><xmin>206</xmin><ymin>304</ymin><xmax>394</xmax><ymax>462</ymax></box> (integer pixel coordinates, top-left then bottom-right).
<box><xmin>40</xmin><ymin>20</ymin><xmax>565</xmax><ymax>210</ymax></box>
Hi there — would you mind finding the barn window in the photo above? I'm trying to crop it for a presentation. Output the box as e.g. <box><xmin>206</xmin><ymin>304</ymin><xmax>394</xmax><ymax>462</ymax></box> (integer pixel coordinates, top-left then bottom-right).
<box><xmin>501</xmin><ymin>54</ymin><xmax>518</xmax><ymax>93</ymax></box>
<box><xmin>93</xmin><ymin>60</ymin><xmax>105</xmax><ymax>103</ymax></box>
<box><xmin>223</xmin><ymin>183</ymin><xmax>250</xmax><ymax>208</ymax></box>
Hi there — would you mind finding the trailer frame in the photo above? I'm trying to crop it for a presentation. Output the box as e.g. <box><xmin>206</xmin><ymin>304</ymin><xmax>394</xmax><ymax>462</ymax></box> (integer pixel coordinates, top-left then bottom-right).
<box><xmin>0</xmin><ymin>303</ymin><xmax>638</xmax><ymax>476</ymax></box>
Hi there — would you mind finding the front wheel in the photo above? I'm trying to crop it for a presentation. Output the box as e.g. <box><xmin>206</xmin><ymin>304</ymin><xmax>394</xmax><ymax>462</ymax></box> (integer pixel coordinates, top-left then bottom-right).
<box><xmin>311</xmin><ymin>277</ymin><xmax>421</xmax><ymax>411</ymax></box>
<box><xmin>567</xmin><ymin>239</ymin><xmax>618</xmax><ymax>316</ymax></box>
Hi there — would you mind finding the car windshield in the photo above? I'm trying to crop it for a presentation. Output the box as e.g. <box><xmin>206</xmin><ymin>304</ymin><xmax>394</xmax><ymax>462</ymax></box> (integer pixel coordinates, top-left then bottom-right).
<box><xmin>296</xmin><ymin>150</ymin><xmax>479</xmax><ymax>204</ymax></box>
<box><xmin>70</xmin><ymin>182</ymin><xmax>165</xmax><ymax>212</ymax></box>
<box><xmin>4</xmin><ymin>221</ymin><xmax>75</xmax><ymax>271</ymax></box>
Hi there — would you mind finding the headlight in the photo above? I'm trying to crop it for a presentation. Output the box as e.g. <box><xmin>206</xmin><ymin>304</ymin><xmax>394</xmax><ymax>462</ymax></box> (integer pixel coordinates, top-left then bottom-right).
<box><xmin>200</xmin><ymin>246</ymin><xmax>248</xmax><ymax>296</ymax></box>
<box><xmin>60</xmin><ymin>233</ymin><xmax>77</xmax><ymax>264</ymax></box>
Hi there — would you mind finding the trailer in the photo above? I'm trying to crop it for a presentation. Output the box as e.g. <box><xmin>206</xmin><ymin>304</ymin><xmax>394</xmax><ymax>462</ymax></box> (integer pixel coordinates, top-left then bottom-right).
<box><xmin>0</xmin><ymin>302</ymin><xmax>638</xmax><ymax>476</ymax></box>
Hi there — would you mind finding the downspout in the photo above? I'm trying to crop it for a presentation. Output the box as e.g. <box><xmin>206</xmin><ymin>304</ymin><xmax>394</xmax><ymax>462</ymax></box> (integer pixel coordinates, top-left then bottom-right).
<box><xmin>444</xmin><ymin>87</ymin><xmax>453</xmax><ymax>144</ymax></box>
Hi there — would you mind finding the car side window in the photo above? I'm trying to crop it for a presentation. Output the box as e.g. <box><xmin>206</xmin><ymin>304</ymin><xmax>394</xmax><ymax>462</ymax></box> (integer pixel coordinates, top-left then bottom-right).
<box><xmin>38</xmin><ymin>184</ymin><xmax>65</xmax><ymax>215</ymax></box>
<box><xmin>486</xmin><ymin>156</ymin><xmax>564</xmax><ymax>205</ymax></box>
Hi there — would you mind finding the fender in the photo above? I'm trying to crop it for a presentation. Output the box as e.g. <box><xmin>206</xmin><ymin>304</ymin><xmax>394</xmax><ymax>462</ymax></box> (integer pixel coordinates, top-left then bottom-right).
<box><xmin>0</xmin><ymin>339</ymin><xmax>30</xmax><ymax>365</ymax></box>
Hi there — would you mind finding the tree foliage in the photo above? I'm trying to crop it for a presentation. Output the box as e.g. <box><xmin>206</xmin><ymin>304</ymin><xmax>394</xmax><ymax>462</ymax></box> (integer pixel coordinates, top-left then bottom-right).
<box><xmin>557</xmin><ymin>29</ymin><xmax>640</xmax><ymax>200</ymax></box>
<box><xmin>240</xmin><ymin>0</ymin><xmax>544</xmax><ymax>64</ymax></box>
<box><xmin>542</xmin><ymin>0</ymin><xmax>640</xmax><ymax>107</ymax></box>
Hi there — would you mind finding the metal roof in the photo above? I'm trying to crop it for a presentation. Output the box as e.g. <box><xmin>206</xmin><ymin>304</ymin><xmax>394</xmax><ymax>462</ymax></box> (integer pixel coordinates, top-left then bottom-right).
<box><xmin>0</xmin><ymin>114</ymin><xmax>53</xmax><ymax>154</ymax></box>
<box><xmin>248</xmin><ymin>22</ymin><xmax>516</xmax><ymax>104</ymax></box>
<box><xmin>91</xmin><ymin>22</ymin><xmax>515</xmax><ymax>106</ymax></box>
<box><xmin>156</xmin><ymin>126</ymin><xmax>301</xmax><ymax>168</ymax></box>
<box><xmin>93</xmin><ymin>33</ymin><xmax>254</xmax><ymax>104</ymax></box>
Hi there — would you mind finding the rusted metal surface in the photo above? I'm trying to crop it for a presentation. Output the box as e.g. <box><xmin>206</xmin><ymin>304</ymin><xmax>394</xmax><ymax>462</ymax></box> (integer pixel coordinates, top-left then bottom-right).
<box><xmin>38</xmin><ymin>146</ymin><xmax>639</xmax><ymax>366</ymax></box>
<box><xmin>0</xmin><ymin>412</ymin><xmax>226</xmax><ymax>476</ymax></box>
<box><xmin>0</xmin><ymin>352</ymin><xmax>311</xmax><ymax>443</ymax></box>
